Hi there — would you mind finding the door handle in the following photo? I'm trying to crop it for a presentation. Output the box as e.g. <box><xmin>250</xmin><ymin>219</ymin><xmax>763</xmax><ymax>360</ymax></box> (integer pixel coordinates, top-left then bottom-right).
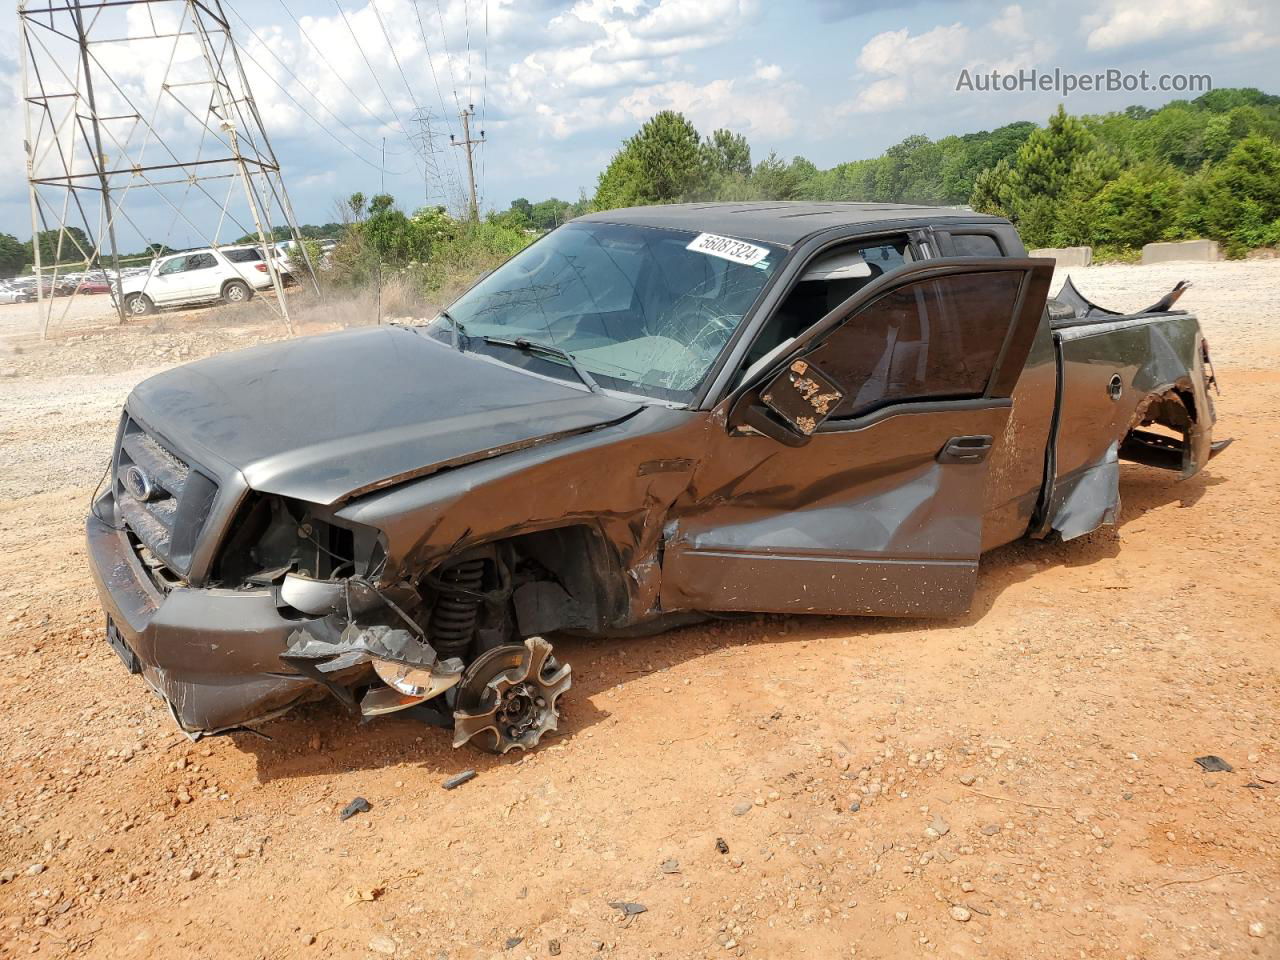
<box><xmin>937</xmin><ymin>435</ymin><xmax>993</xmax><ymax>464</ymax></box>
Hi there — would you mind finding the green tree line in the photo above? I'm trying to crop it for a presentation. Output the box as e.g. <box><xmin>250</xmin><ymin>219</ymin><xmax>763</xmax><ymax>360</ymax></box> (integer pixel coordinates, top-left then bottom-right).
<box><xmin>326</xmin><ymin>192</ymin><xmax>532</xmax><ymax>299</ymax></box>
<box><xmin>501</xmin><ymin>87</ymin><xmax>1278</xmax><ymax>258</ymax></box>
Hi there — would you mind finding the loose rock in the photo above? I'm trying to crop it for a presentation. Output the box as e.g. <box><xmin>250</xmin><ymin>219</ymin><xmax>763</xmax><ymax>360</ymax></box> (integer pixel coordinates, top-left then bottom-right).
<box><xmin>949</xmin><ymin>906</ymin><xmax>972</xmax><ymax>922</ymax></box>
<box><xmin>443</xmin><ymin>770</ymin><xmax>477</xmax><ymax>790</ymax></box>
<box><xmin>339</xmin><ymin>796</ymin><xmax>371</xmax><ymax>821</ymax></box>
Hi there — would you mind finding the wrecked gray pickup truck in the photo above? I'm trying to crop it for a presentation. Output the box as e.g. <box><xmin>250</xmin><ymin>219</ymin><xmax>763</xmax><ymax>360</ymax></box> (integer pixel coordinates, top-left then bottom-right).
<box><xmin>87</xmin><ymin>202</ymin><xmax>1228</xmax><ymax>751</ymax></box>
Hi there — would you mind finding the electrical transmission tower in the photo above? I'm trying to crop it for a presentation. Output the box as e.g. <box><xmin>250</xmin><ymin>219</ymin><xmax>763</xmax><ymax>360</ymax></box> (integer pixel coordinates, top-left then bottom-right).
<box><xmin>19</xmin><ymin>0</ymin><xmax>317</xmax><ymax>337</ymax></box>
<box><xmin>408</xmin><ymin>108</ymin><xmax>447</xmax><ymax>206</ymax></box>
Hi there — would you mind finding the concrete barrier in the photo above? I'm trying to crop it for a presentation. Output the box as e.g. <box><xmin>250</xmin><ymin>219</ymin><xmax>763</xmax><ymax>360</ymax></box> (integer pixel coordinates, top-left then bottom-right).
<box><xmin>1141</xmin><ymin>240</ymin><xmax>1220</xmax><ymax>264</ymax></box>
<box><xmin>1030</xmin><ymin>246</ymin><xmax>1093</xmax><ymax>267</ymax></box>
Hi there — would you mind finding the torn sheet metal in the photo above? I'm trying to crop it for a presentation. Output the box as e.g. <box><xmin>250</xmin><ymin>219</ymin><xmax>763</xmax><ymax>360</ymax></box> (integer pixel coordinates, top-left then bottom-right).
<box><xmin>1048</xmin><ymin>441</ymin><xmax>1120</xmax><ymax>541</ymax></box>
<box><xmin>282</xmin><ymin>623</ymin><xmax>464</xmax><ymax>717</ymax></box>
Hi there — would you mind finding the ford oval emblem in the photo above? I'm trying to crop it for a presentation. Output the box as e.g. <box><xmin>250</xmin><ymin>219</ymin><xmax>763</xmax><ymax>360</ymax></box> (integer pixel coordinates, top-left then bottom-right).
<box><xmin>124</xmin><ymin>465</ymin><xmax>156</xmax><ymax>501</ymax></box>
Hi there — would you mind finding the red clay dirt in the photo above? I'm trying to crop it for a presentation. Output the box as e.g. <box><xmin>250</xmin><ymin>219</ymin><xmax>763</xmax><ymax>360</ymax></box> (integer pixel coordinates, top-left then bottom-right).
<box><xmin>0</xmin><ymin>285</ymin><xmax>1277</xmax><ymax>959</ymax></box>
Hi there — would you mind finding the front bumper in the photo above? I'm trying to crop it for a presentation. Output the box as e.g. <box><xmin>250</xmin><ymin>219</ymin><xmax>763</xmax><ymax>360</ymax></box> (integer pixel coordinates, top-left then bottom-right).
<box><xmin>86</xmin><ymin>508</ymin><xmax>322</xmax><ymax>733</ymax></box>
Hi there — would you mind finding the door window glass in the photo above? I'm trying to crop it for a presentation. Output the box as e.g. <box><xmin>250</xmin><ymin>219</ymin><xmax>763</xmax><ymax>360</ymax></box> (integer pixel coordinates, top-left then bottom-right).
<box><xmin>185</xmin><ymin>253</ymin><xmax>217</xmax><ymax>270</ymax></box>
<box><xmin>808</xmin><ymin>270</ymin><xmax>1022</xmax><ymax>418</ymax></box>
<box><xmin>158</xmin><ymin>257</ymin><xmax>186</xmax><ymax>275</ymax></box>
<box><xmin>742</xmin><ymin>237</ymin><xmax>912</xmax><ymax>375</ymax></box>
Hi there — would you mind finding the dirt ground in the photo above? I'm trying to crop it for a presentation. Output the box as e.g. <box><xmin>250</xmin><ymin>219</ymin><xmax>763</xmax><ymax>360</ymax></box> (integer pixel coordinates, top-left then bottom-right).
<box><xmin>0</xmin><ymin>263</ymin><xmax>1277</xmax><ymax>960</ymax></box>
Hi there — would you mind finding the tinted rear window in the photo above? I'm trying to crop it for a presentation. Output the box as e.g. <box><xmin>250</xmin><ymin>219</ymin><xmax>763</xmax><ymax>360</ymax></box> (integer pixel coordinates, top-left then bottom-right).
<box><xmin>224</xmin><ymin>248</ymin><xmax>263</xmax><ymax>263</ymax></box>
<box><xmin>951</xmin><ymin>234</ymin><xmax>1002</xmax><ymax>257</ymax></box>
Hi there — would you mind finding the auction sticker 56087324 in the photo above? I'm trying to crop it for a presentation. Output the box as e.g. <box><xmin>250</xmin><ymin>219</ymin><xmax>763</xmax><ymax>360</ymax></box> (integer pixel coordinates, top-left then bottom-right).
<box><xmin>685</xmin><ymin>232</ymin><xmax>770</xmax><ymax>267</ymax></box>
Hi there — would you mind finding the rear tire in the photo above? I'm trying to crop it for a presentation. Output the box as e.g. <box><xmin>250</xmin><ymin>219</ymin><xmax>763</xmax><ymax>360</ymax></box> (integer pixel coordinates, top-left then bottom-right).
<box><xmin>123</xmin><ymin>293</ymin><xmax>154</xmax><ymax>317</ymax></box>
<box><xmin>221</xmin><ymin>280</ymin><xmax>252</xmax><ymax>305</ymax></box>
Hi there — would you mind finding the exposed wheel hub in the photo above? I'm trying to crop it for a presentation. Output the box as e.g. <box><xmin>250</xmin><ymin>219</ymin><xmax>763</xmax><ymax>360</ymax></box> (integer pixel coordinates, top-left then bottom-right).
<box><xmin>496</xmin><ymin>682</ymin><xmax>539</xmax><ymax>739</ymax></box>
<box><xmin>452</xmin><ymin>637</ymin><xmax>570</xmax><ymax>754</ymax></box>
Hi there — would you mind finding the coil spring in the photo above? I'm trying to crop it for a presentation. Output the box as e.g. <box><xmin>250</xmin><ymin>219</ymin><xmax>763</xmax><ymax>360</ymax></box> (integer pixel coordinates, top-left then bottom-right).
<box><xmin>429</xmin><ymin>558</ymin><xmax>486</xmax><ymax>658</ymax></box>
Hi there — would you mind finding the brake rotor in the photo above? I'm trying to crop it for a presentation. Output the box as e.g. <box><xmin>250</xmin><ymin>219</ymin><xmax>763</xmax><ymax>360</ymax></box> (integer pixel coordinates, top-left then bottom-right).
<box><xmin>451</xmin><ymin>637</ymin><xmax>571</xmax><ymax>754</ymax></box>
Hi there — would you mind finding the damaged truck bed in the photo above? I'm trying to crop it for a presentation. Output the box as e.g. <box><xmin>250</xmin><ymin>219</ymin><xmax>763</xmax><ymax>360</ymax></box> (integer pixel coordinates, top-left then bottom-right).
<box><xmin>86</xmin><ymin>202</ymin><xmax>1228</xmax><ymax>751</ymax></box>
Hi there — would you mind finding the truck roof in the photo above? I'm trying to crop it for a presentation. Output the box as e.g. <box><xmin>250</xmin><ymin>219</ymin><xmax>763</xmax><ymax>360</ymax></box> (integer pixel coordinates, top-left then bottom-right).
<box><xmin>576</xmin><ymin>201</ymin><xmax>1009</xmax><ymax>247</ymax></box>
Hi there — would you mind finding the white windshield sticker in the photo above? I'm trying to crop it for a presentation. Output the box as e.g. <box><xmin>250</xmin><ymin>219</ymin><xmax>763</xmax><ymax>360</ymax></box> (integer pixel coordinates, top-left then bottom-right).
<box><xmin>686</xmin><ymin>232</ymin><xmax>770</xmax><ymax>266</ymax></box>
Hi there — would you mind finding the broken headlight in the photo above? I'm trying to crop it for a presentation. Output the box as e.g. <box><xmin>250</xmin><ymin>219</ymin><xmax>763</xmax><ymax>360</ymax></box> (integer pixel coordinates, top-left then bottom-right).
<box><xmin>211</xmin><ymin>493</ymin><xmax>384</xmax><ymax>590</ymax></box>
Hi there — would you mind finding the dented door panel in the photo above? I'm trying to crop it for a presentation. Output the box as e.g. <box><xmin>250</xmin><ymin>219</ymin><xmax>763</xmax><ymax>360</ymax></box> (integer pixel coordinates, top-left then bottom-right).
<box><xmin>661</xmin><ymin>401</ymin><xmax>1013</xmax><ymax>616</ymax></box>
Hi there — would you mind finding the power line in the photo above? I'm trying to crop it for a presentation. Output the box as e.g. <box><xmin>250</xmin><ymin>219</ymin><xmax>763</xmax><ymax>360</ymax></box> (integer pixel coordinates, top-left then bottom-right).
<box><xmin>273</xmin><ymin>0</ymin><xmax>397</xmax><ymax>134</ymax></box>
<box><xmin>478</xmin><ymin>0</ymin><xmax>488</xmax><ymax>211</ymax></box>
<box><xmin>408</xmin><ymin>0</ymin><xmax>467</xmax><ymax>200</ymax></box>
<box><xmin>330</xmin><ymin>0</ymin><xmax>414</xmax><ymax>149</ymax></box>
<box><xmin>367</xmin><ymin>0</ymin><xmax>425</xmax><ymax>122</ymax></box>
<box><xmin>463</xmin><ymin>0</ymin><xmax>471</xmax><ymax>107</ymax></box>
<box><xmin>227</xmin><ymin>17</ymin><xmax>411</xmax><ymax>175</ymax></box>
<box><xmin>434</xmin><ymin>0</ymin><xmax>462</xmax><ymax>111</ymax></box>
<box><xmin>227</xmin><ymin>5</ymin><xmax>406</xmax><ymax>168</ymax></box>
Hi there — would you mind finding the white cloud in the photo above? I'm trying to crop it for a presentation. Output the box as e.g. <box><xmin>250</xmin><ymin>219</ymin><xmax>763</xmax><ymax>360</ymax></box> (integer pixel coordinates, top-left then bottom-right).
<box><xmin>855</xmin><ymin>23</ymin><xmax>968</xmax><ymax>76</ymax></box>
<box><xmin>616</xmin><ymin>74</ymin><xmax>802</xmax><ymax>138</ymax></box>
<box><xmin>498</xmin><ymin>0</ymin><xmax>761</xmax><ymax>139</ymax></box>
<box><xmin>753</xmin><ymin>60</ymin><xmax>783</xmax><ymax>81</ymax></box>
<box><xmin>838</xmin><ymin>6</ymin><xmax>1053</xmax><ymax>115</ymax></box>
<box><xmin>1084</xmin><ymin>0</ymin><xmax>1263</xmax><ymax>51</ymax></box>
<box><xmin>1216</xmin><ymin>29</ymin><xmax>1280</xmax><ymax>53</ymax></box>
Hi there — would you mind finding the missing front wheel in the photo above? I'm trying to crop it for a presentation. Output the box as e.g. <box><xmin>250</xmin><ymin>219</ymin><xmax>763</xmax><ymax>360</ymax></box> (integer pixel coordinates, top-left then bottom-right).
<box><xmin>451</xmin><ymin>637</ymin><xmax>571</xmax><ymax>754</ymax></box>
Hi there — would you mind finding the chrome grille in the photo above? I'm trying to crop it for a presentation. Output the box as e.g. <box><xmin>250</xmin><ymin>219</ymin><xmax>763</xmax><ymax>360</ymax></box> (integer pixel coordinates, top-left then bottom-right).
<box><xmin>114</xmin><ymin>416</ymin><xmax>218</xmax><ymax>576</ymax></box>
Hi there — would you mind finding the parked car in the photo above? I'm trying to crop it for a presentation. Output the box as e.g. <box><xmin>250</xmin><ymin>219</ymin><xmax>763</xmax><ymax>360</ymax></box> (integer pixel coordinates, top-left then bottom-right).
<box><xmin>116</xmin><ymin>245</ymin><xmax>287</xmax><ymax>315</ymax></box>
<box><xmin>87</xmin><ymin>202</ymin><xmax>1228</xmax><ymax>750</ymax></box>
<box><xmin>76</xmin><ymin>276</ymin><xmax>114</xmax><ymax>295</ymax></box>
<box><xmin>0</xmin><ymin>282</ymin><xmax>36</xmax><ymax>303</ymax></box>
<box><xmin>4</xmin><ymin>276</ymin><xmax>69</xmax><ymax>298</ymax></box>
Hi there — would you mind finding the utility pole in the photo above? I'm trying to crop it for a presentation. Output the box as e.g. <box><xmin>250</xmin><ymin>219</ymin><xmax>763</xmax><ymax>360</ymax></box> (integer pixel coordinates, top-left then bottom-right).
<box><xmin>450</xmin><ymin>105</ymin><xmax>485</xmax><ymax>221</ymax></box>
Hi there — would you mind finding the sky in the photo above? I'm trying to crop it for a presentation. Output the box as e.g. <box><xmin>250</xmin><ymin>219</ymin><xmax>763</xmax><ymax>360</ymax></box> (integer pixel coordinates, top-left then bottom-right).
<box><xmin>1</xmin><ymin>0</ymin><xmax>1276</xmax><ymax>250</ymax></box>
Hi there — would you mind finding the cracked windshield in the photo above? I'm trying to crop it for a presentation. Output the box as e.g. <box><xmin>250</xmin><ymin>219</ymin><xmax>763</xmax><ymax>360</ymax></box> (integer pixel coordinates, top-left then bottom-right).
<box><xmin>438</xmin><ymin>221</ymin><xmax>783</xmax><ymax>401</ymax></box>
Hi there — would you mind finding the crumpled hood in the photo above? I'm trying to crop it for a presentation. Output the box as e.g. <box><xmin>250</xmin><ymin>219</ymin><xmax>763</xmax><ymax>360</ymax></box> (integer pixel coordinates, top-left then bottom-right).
<box><xmin>127</xmin><ymin>326</ymin><xmax>641</xmax><ymax>505</ymax></box>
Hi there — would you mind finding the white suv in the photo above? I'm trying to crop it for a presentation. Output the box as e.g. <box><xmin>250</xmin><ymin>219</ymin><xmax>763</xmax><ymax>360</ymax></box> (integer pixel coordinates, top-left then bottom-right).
<box><xmin>118</xmin><ymin>245</ymin><xmax>289</xmax><ymax>316</ymax></box>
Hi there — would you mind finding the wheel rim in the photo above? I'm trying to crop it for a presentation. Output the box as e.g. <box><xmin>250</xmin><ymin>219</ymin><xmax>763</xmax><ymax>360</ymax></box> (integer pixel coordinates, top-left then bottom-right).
<box><xmin>128</xmin><ymin>296</ymin><xmax>147</xmax><ymax>315</ymax></box>
<box><xmin>227</xmin><ymin>285</ymin><xmax>245</xmax><ymax>302</ymax></box>
<box><xmin>452</xmin><ymin>637</ymin><xmax>571</xmax><ymax>753</ymax></box>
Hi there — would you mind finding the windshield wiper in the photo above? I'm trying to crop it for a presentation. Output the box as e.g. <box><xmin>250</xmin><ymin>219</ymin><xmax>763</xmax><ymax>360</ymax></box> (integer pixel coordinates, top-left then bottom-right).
<box><xmin>435</xmin><ymin>309</ymin><xmax>468</xmax><ymax>352</ymax></box>
<box><xmin>481</xmin><ymin>336</ymin><xmax>600</xmax><ymax>393</ymax></box>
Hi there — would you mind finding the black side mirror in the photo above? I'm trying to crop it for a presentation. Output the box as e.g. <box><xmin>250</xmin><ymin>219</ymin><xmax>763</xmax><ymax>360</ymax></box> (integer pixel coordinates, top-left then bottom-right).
<box><xmin>729</xmin><ymin>358</ymin><xmax>846</xmax><ymax>447</ymax></box>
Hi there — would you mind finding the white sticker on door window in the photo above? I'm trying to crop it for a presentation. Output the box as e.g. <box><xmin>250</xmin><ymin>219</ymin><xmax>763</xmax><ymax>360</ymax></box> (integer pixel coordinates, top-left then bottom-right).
<box><xmin>685</xmin><ymin>232</ymin><xmax>770</xmax><ymax>267</ymax></box>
